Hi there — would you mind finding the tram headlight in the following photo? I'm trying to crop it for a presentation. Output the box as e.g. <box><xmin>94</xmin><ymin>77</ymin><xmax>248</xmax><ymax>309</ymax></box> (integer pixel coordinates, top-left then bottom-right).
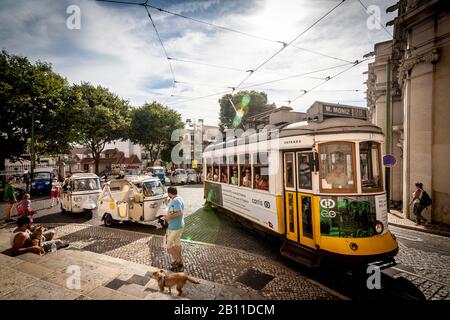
<box><xmin>374</xmin><ymin>221</ymin><xmax>384</xmax><ymax>234</ymax></box>
<box><xmin>349</xmin><ymin>242</ymin><xmax>358</xmax><ymax>251</ymax></box>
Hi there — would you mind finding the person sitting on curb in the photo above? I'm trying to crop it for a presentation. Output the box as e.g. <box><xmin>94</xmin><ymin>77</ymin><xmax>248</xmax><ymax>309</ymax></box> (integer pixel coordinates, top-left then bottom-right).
<box><xmin>10</xmin><ymin>215</ymin><xmax>68</xmax><ymax>256</ymax></box>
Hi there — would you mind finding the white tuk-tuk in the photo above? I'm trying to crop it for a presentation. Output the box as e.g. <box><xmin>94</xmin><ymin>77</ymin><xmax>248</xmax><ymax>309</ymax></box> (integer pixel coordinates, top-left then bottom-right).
<box><xmin>97</xmin><ymin>175</ymin><xmax>168</xmax><ymax>227</ymax></box>
<box><xmin>60</xmin><ymin>173</ymin><xmax>102</xmax><ymax>219</ymax></box>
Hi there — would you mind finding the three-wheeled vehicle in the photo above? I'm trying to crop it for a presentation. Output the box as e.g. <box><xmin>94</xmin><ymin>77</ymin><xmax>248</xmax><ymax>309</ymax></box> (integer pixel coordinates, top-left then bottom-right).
<box><xmin>60</xmin><ymin>173</ymin><xmax>102</xmax><ymax>219</ymax></box>
<box><xmin>97</xmin><ymin>175</ymin><xmax>168</xmax><ymax>227</ymax></box>
<box><xmin>169</xmin><ymin>169</ymin><xmax>187</xmax><ymax>185</ymax></box>
<box><xmin>186</xmin><ymin>169</ymin><xmax>197</xmax><ymax>184</ymax></box>
<box><xmin>146</xmin><ymin>166</ymin><xmax>166</xmax><ymax>185</ymax></box>
<box><xmin>31</xmin><ymin>168</ymin><xmax>53</xmax><ymax>195</ymax></box>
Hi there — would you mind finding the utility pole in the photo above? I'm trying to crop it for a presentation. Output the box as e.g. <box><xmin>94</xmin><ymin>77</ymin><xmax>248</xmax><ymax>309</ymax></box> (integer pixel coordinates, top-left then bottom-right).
<box><xmin>385</xmin><ymin>59</ymin><xmax>392</xmax><ymax>212</ymax></box>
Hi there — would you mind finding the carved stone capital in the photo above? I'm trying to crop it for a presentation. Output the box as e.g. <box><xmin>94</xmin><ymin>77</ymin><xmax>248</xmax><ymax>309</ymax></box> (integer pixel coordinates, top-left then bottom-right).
<box><xmin>396</xmin><ymin>49</ymin><xmax>440</xmax><ymax>86</ymax></box>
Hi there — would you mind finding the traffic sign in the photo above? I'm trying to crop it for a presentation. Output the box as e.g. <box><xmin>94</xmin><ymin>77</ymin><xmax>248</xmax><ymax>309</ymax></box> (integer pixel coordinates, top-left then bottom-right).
<box><xmin>383</xmin><ymin>154</ymin><xmax>397</xmax><ymax>167</ymax></box>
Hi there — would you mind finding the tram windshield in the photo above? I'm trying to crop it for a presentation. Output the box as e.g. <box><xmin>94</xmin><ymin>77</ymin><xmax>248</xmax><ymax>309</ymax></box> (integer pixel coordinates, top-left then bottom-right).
<box><xmin>319</xmin><ymin>142</ymin><xmax>355</xmax><ymax>192</ymax></box>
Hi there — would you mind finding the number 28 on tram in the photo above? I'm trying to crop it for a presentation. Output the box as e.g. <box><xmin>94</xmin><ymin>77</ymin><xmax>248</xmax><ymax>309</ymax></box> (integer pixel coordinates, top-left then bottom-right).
<box><xmin>203</xmin><ymin>117</ymin><xmax>398</xmax><ymax>267</ymax></box>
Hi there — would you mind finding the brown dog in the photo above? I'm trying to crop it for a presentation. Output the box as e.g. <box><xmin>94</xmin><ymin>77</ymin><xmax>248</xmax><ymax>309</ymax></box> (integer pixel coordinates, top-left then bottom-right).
<box><xmin>31</xmin><ymin>226</ymin><xmax>44</xmax><ymax>247</ymax></box>
<box><xmin>152</xmin><ymin>269</ymin><xmax>200</xmax><ymax>296</ymax></box>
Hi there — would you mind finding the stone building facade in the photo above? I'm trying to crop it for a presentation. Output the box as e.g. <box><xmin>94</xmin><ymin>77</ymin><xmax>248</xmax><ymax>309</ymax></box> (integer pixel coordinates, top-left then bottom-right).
<box><xmin>367</xmin><ymin>0</ymin><xmax>450</xmax><ymax>224</ymax></box>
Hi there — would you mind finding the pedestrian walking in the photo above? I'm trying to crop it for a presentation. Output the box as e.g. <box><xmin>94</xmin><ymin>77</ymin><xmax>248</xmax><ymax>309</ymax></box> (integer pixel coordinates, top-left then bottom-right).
<box><xmin>409</xmin><ymin>182</ymin><xmax>432</xmax><ymax>225</ymax></box>
<box><xmin>50</xmin><ymin>178</ymin><xmax>61</xmax><ymax>207</ymax></box>
<box><xmin>3</xmin><ymin>176</ymin><xmax>17</xmax><ymax>222</ymax></box>
<box><xmin>163</xmin><ymin>186</ymin><xmax>185</xmax><ymax>271</ymax></box>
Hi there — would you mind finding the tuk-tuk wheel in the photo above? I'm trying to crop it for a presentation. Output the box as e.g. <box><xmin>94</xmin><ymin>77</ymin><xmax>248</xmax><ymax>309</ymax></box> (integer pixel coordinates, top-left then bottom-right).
<box><xmin>85</xmin><ymin>209</ymin><xmax>93</xmax><ymax>220</ymax></box>
<box><xmin>104</xmin><ymin>213</ymin><xmax>113</xmax><ymax>227</ymax></box>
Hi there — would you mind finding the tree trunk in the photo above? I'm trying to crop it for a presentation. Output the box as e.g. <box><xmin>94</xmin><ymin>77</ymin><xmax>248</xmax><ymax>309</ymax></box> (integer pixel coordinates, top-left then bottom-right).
<box><xmin>94</xmin><ymin>154</ymin><xmax>100</xmax><ymax>175</ymax></box>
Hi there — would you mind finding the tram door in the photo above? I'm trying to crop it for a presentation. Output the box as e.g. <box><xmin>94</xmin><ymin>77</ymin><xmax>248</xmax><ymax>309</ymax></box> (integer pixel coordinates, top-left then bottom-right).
<box><xmin>284</xmin><ymin>151</ymin><xmax>315</xmax><ymax>249</ymax></box>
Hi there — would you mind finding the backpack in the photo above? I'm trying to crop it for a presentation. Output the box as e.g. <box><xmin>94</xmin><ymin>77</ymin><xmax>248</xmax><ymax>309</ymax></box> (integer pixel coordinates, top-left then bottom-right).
<box><xmin>420</xmin><ymin>190</ymin><xmax>432</xmax><ymax>207</ymax></box>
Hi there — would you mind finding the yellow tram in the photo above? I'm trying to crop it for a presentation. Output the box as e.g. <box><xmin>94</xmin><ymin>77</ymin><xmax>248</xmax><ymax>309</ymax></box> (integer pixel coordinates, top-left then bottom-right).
<box><xmin>203</xmin><ymin>105</ymin><xmax>398</xmax><ymax>268</ymax></box>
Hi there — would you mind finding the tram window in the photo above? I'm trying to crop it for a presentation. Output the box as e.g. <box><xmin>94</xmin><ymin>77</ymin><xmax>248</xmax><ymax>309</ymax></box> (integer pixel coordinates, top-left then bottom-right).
<box><xmin>241</xmin><ymin>167</ymin><xmax>252</xmax><ymax>187</ymax></box>
<box><xmin>360</xmin><ymin>142</ymin><xmax>382</xmax><ymax>192</ymax></box>
<box><xmin>229</xmin><ymin>155</ymin><xmax>238</xmax><ymax>185</ymax></box>
<box><xmin>298</xmin><ymin>153</ymin><xmax>312</xmax><ymax>190</ymax></box>
<box><xmin>253</xmin><ymin>152</ymin><xmax>269</xmax><ymax>191</ymax></box>
<box><xmin>319</xmin><ymin>142</ymin><xmax>356</xmax><ymax>192</ymax></box>
<box><xmin>213</xmin><ymin>157</ymin><xmax>220</xmax><ymax>182</ymax></box>
<box><xmin>287</xmin><ymin>193</ymin><xmax>295</xmax><ymax>234</ymax></box>
<box><xmin>285</xmin><ymin>153</ymin><xmax>295</xmax><ymax>189</ymax></box>
<box><xmin>301</xmin><ymin>196</ymin><xmax>313</xmax><ymax>238</ymax></box>
<box><xmin>206</xmin><ymin>158</ymin><xmax>213</xmax><ymax>181</ymax></box>
<box><xmin>240</xmin><ymin>153</ymin><xmax>251</xmax><ymax>188</ymax></box>
<box><xmin>220</xmin><ymin>156</ymin><xmax>228</xmax><ymax>183</ymax></box>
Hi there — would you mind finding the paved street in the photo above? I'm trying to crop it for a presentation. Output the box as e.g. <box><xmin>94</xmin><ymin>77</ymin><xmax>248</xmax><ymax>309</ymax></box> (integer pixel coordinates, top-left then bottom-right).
<box><xmin>1</xmin><ymin>185</ymin><xmax>449</xmax><ymax>300</ymax></box>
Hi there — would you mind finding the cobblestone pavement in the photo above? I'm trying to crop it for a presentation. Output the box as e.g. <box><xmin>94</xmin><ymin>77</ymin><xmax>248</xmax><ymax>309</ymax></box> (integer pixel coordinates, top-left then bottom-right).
<box><xmin>387</xmin><ymin>226</ymin><xmax>450</xmax><ymax>300</ymax></box>
<box><xmin>2</xmin><ymin>185</ymin><xmax>449</xmax><ymax>300</ymax></box>
<box><xmin>32</xmin><ymin>223</ymin><xmax>338</xmax><ymax>300</ymax></box>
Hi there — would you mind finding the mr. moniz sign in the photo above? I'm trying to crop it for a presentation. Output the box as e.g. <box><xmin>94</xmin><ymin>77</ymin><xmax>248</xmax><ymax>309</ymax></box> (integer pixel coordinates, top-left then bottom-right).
<box><xmin>306</xmin><ymin>101</ymin><xmax>368</xmax><ymax>121</ymax></box>
<box><xmin>323</xmin><ymin>104</ymin><xmax>367</xmax><ymax>119</ymax></box>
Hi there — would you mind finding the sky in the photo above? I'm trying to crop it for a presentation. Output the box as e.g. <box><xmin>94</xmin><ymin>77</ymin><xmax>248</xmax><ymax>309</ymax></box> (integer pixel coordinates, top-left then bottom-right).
<box><xmin>0</xmin><ymin>0</ymin><xmax>397</xmax><ymax>127</ymax></box>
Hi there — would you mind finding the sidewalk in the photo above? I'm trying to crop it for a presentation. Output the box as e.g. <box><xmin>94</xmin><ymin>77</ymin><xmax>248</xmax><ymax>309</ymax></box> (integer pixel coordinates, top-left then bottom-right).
<box><xmin>0</xmin><ymin>229</ymin><xmax>263</xmax><ymax>300</ymax></box>
<box><xmin>0</xmin><ymin>224</ymin><xmax>343</xmax><ymax>300</ymax></box>
<box><xmin>389</xmin><ymin>210</ymin><xmax>450</xmax><ymax>237</ymax></box>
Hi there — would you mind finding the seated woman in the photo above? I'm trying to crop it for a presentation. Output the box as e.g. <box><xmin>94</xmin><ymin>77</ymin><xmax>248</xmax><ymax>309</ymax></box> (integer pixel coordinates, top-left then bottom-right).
<box><xmin>255</xmin><ymin>174</ymin><xmax>269</xmax><ymax>191</ymax></box>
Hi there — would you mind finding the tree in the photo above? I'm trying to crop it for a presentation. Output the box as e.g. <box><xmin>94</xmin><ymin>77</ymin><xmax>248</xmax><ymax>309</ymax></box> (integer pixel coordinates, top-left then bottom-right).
<box><xmin>129</xmin><ymin>102</ymin><xmax>184</xmax><ymax>166</ymax></box>
<box><xmin>218</xmin><ymin>90</ymin><xmax>276</xmax><ymax>131</ymax></box>
<box><xmin>70</xmin><ymin>82</ymin><xmax>130</xmax><ymax>175</ymax></box>
<box><xmin>0</xmin><ymin>50</ymin><xmax>68</xmax><ymax>170</ymax></box>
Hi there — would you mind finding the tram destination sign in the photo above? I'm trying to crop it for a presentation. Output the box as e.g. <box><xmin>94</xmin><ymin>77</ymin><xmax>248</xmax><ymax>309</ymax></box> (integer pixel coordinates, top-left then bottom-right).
<box><xmin>322</xmin><ymin>104</ymin><xmax>367</xmax><ymax>120</ymax></box>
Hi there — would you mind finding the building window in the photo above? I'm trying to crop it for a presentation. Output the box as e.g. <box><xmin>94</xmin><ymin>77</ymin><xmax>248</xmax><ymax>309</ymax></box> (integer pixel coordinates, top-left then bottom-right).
<box><xmin>319</xmin><ymin>142</ymin><xmax>356</xmax><ymax>193</ymax></box>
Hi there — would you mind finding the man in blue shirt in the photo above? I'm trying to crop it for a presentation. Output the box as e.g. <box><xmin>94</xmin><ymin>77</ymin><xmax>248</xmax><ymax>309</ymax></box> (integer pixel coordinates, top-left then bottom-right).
<box><xmin>163</xmin><ymin>186</ymin><xmax>185</xmax><ymax>271</ymax></box>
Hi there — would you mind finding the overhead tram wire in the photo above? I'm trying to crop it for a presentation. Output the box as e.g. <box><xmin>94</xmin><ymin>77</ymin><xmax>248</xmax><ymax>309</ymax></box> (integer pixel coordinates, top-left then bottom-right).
<box><xmin>96</xmin><ymin>0</ymin><xmax>352</xmax><ymax>66</ymax></box>
<box><xmin>288</xmin><ymin>58</ymin><xmax>372</xmax><ymax>105</ymax></box>
<box><xmin>144</xmin><ymin>5</ymin><xmax>176</xmax><ymax>104</ymax></box>
<box><xmin>232</xmin><ymin>0</ymin><xmax>346</xmax><ymax>91</ymax></box>
<box><xmin>168</xmin><ymin>57</ymin><xmax>325</xmax><ymax>79</ymax></box>
<box><xmin>166</xmin><ymin>61</ymin><xmax>355</xmax><ymax>106</ymax></box>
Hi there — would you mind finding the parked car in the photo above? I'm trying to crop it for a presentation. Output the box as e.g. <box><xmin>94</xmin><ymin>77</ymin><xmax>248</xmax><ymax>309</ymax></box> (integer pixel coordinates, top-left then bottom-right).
<box><xmin>97</xmin><ymin>175</ymin><xmax>168</xmax><ymax>227</ymax></box>
<box><xmin>60</xmin><ymin>173</ymin><xmax>102</xmax><ymax>219</ymax></box>
<box><xmin>169</xmin><ymin>169</ymin><xmax>187</xmax><ymax>185</ymax></box>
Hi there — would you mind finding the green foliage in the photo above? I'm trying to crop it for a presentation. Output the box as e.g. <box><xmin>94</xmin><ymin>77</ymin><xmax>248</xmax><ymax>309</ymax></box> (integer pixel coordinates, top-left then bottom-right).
<box><xmin>129</xmin><ymin>102</ymin><xmax>184</xmax><ymax>165</ymax></box>
<box><xmin>69</xmin><ymin>82</ymin><xmax>130</xmax><ymax>174</ymax></box>
<box><xmin>218</xmin><ymin>90</ymin><xmax>276</xmax><ymax>131</ymax></box>
<box><xmin>0</xmin><ymin>50</ymin><xmax>69</xmax><ymax>169</ymax></box>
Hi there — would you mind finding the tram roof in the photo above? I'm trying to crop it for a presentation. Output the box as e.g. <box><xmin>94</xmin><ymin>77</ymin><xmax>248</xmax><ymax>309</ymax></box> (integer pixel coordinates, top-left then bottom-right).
<box><xmin>204</xmin><ymin>117</ymin><xmax>382</xmax><ymax>152</ymax></box>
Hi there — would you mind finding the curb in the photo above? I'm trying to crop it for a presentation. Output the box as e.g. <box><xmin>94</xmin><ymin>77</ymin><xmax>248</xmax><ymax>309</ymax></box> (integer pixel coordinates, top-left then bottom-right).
<box><xmin>389</xmin><ymin>222</ymin><xmax>450</xmax><ymax>238</ymax></box>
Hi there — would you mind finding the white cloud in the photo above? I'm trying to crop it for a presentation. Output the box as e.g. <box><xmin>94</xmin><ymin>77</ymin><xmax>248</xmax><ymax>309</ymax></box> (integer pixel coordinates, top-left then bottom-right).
<box><xmin>0</xmin><ymin>0</ymin><xmax>397</xmax><ymax>125</ymax></box>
